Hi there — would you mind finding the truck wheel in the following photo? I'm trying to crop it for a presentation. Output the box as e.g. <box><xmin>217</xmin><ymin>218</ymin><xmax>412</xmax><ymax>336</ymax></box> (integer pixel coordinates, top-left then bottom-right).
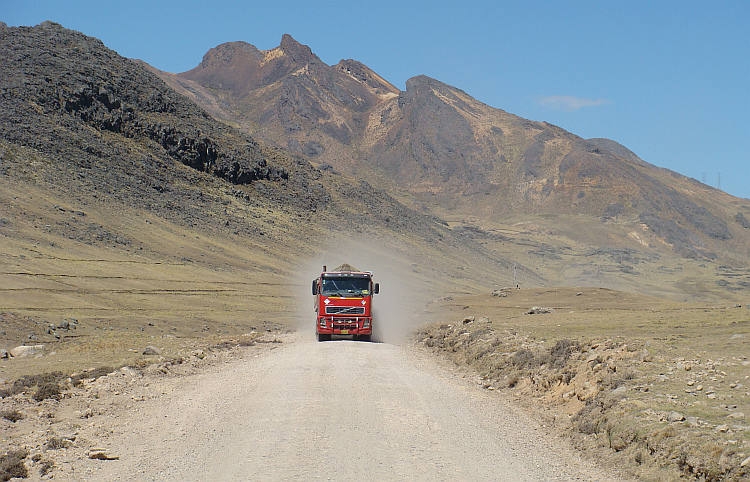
<box><xmin>317</xmin><ymin>333</ymin><xmax>331</xmax><ymax>342</ymax></box>
<box><xmin>359</xmin><ymin>335</ymin><xmax>371</xmax><ymax>342</ymax></box>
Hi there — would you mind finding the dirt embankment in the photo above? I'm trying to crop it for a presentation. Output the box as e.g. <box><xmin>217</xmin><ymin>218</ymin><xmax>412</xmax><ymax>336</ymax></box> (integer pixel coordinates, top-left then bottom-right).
<box><xmin>415</xmin><ymin>289</ymin><xmax>750</xmax><ymax>481</ymax></box>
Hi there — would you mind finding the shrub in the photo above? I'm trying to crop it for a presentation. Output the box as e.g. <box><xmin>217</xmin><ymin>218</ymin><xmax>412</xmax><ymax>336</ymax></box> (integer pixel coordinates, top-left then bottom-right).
<box><xmin>546</xmin><ymin>339</ymin><xmax>579</xmax><ymax>368</ymax></box>
<box><xmin>34</xmin><ymin>382</ymin><xmax>61</xmax><ymax>401</ymax></box>
<box><xmin>511</xmin><ymin>348</ymin><xmax>536</xmax><ymax>368</ymax></box>
<box><xmin>70</xmin><ymin>366</ymin><xmax>115</xmax><ymax>386</ymax></box>
<box><xmin>45</xmin><ymin>436</ymin><xmax>70</xmax><ymax>450</ymax></box>
<box><xmin>0</xmin><ymin>449</ymin><xmax>28</xmax><ymax>481</ymax></box>
<box><xmin>0</xmin><ymin>410</ymin><xmax>24</xmax><ymax>423</ymax></box>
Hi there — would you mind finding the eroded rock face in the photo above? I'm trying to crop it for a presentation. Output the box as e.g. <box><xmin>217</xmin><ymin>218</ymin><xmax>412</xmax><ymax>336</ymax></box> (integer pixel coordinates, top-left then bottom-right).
<box><xmin>0</xmin><ymin>22</ymin><xmax>287</xmax><ymax>187</ymax></box>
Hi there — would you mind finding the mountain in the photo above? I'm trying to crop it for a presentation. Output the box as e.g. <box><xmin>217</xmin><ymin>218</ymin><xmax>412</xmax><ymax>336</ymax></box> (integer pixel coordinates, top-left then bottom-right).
<box><xmin>148</xmin><ymin>35</ymin><xmax>750</xmax><ymax>300</ymax></box>
<box><xmin>152</xmin><ymin>35</ymin><xmax>399</xmax><ymax>167</ymax></box>
<box><xmin>586</xmin><ymin>138</ymin><xmax>649</xmax><ymax>167</ymax></box>
<box><xmin>1</xmin><ymin>22</ymin><xmax>540</xmax><ymax>350</ymax></box>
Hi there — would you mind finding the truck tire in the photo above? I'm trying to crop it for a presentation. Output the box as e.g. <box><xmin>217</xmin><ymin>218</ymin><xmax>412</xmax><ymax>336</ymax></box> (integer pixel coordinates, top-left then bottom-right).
<box><xmin>316</xmin><ymin>333</ymin><xmax>331</xmax><ymax>342</ymax></box>
<box><xmin>359</xmin><ymin>335</ymin><xmax>371</xmax><ymax>342</ymax></box>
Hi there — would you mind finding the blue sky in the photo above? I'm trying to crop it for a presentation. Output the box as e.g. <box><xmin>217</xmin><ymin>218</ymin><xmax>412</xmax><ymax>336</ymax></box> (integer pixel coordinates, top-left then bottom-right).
<box><xmin>5</xmin><ymin>0</ymin><xmax>749</xmax><ymax>199</ymax></box>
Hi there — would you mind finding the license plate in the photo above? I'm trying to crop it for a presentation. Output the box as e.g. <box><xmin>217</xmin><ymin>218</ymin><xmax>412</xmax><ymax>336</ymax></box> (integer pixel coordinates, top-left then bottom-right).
<box><xmin>340</xmin><ymin>330</ymin><xmax>349</xmax><ymax>335</ymax></box>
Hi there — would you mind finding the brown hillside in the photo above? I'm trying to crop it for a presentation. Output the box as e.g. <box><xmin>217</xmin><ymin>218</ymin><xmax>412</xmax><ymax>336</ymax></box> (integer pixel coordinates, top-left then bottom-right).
<box><xmin>0</xmin><ymin>22</ymin><xmax>536</xmax><ymax>357</ymax></box>
<box><xmin>148</xmin><ymin>35</ymin><xmax>750</xmax><ymax>301</ymax></box>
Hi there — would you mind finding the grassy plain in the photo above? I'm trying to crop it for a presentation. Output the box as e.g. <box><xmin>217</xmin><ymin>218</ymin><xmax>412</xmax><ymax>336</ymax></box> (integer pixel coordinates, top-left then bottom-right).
<box><xmin>416</xmin><ymin>287</ymin><xmax>750</xmax><ymax>480</ymax></box>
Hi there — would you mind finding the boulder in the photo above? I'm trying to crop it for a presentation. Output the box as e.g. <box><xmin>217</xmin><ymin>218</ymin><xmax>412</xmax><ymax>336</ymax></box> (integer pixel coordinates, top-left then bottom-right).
<box><xmin>10</xmin><ymin>344</ymin><xmax>45</xmax><ymax>358</ymax></box>
<box><xmin>640</xmin><ymin>348</ymin><xmax>652</xmax><ymax>362</ymax></box>
<box><xmin>142</xmin><ymin>346</ymin><xmax>162</xmax><ymax>356</ymax></box>
<box><xmin>667</xmin><ymin>411</ymin><xmax>685</xmax><ymax>422</ymax></box>
<box><xmin>525</xmin><ymin>306</ymin><xmax>554</xmax><ymax>315</ymax></box>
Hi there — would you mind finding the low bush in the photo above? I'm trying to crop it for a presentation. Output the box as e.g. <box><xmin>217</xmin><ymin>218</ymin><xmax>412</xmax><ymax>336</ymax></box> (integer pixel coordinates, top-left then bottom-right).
<box><xmin>0</xmin><ymin>449</ymin><xmax>28</xmax><ymax>481</ymax></box>
<box><xmin>0</xmin><ymin>410</ymin><xmax>24</xmax><ymax>423</ymax></box>
<box><xmin>34</xmin><ymin>382</ymin><xmax>61</xmax><ymax>401</ymax></box>
<box><xmin>45</xmin><ymin>436</ymin><xmax>70</xmax><ymax>450</ymax></box>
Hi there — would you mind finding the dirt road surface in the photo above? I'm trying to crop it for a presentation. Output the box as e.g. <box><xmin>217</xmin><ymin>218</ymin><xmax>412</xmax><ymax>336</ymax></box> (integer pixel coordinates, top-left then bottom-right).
<box><xmin>55</xmin><ymin>335</ymin><xmax>625</xmax><ymax>481</ymax></box>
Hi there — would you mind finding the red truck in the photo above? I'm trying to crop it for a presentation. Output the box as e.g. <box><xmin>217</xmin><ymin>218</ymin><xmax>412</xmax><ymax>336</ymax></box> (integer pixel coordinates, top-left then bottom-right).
<box><xmin>312</xmin><ymin>264</ymin><xmax>379</xmax><ymax>341</ymax></box>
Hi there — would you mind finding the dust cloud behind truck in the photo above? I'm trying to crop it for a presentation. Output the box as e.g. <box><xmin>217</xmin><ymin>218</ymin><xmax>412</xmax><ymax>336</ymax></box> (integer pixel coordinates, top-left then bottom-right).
<box><xmin>311</xmin><ymin>264</ymin><xmax>379</xmax><ymax>341</ymax></box>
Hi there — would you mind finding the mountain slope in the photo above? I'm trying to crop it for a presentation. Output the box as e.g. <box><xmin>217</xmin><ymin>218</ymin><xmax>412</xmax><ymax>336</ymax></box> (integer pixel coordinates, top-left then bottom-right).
<box><xmin>0</xmin><ymin>22</ymin><xmax>539</xmax><ymax>355</ymax></box>
<box><xmin>151</xmin><ymin>35</ymin><xmax>750</xmax><ymax>300</ymax></box>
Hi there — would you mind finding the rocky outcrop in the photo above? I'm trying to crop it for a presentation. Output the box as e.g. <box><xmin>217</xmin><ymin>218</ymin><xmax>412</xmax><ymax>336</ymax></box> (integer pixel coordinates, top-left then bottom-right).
<box><xmin>0</xmin><ymin>22</ymin><xmax>290</xmax><ymax>190</ymax></box>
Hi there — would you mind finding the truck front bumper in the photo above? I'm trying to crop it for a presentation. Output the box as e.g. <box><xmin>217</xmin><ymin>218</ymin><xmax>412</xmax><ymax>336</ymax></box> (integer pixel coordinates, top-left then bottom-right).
<box><xmin>317</xmin><ymin>317</ymin><xmax>372</xmax><ymax>335</ymax></box>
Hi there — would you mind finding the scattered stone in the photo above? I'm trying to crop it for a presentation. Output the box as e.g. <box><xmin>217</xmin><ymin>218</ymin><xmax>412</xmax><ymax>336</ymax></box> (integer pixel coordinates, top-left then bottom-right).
<box><xmin>696</xmin><ymin>385</ymin><xmax>703</xmax><ymax>391</ymax></box>
<box><xmin>716</xmin><ymin>424</ymin><xmax>729</xmax><ymax>433</ymax></box>
<box><xmin>525</xmin><ymin>306</ymin><xmax>554</xmax><ymax>315</ymax></box>
<box><xmin>88</xmin><ymin>451</ymin><xmax>119</xmax><ymax>460</ymax></box>
<box><xmin>142</xmin><ymin>346</ymin><xmax>162</xmax><ymax>356</ymax></box>
<box><xmin>728</xmin><ymin>412</ymin><xmax>745</xmax><ymax>419</ymax></box>
<box><xmin>462</xmin><ymin>316</ymin><xmax>475</xmax><ymax>324</ymax></box>
<box><xmin>687</xmin><ymin>380</ymin><xmax>695</xmax><ymax>386</ymax></box>
<box><xmin>10</xmin><ymin>344</ymin><xmax>45</xmax><ymax>358</ymax></box>
<box><xmin>640</xmin><ymin>348</ymin><xmax>652</xmax><ymax>363</ymax></box>
<box><xmin>0</xmin><ymin>348</ymin><xmax>9</xmax><ymax>358</ymax></box>
<box><xmin>730</xmin><ymin>334</ymin><xmax>744</xmax><ymax>340</ymax></box>
<box><xmin>741</xmin><ymin>455</ymin><xmax>750</xmax><ymax>467</ymax></box>
<box><xmin>610</xmin><ymin>386</ymin><xmax>628</xmax><ymax>397</ymax></box>
<box><xmin>119</xmin><ymin>366</ymin><xmax>138</xmax><ymax>377</ymax></box>
<box><xmin>686</xmin><ymin>416</ymin><xmax>700</xmax><ymax>427</ymax></box>
<box><xmin>667</xmin><ymin>411</ymin><xmax>686</xmax><ymax>422</ymax></box>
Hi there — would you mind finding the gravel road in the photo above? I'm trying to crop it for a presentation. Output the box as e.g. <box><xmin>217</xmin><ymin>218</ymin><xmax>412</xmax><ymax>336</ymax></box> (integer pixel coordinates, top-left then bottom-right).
<box><xmin>58</xmin><ymin>335</ymin><xmax>625</xmax><ymax>481</ymax></box>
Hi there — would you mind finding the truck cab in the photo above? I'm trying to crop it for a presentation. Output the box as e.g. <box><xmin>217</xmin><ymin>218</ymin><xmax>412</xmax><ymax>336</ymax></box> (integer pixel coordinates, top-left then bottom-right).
<box><xmin>312</xmin><ymin>265</ymin><xmax>379</xmax><ymax>341</ymax></box>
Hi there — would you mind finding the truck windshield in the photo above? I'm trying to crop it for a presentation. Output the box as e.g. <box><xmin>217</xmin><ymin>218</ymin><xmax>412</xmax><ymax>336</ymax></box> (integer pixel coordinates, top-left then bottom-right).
<box><xmin>320</xmin><ymin>277</ymin><xmax>371</xmax><ymax>297</ymax></box>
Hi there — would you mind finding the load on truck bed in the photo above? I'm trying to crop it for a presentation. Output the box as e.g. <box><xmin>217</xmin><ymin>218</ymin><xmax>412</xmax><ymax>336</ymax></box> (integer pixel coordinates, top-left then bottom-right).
<box><xmin>311</xmin><ymin>264</ymin><xmax>379</xmax><ymax>342</ymax></box>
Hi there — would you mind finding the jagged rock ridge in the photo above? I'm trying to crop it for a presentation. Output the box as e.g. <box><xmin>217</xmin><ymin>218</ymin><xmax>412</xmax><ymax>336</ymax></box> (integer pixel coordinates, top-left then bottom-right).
<box><xmin>155</xmin><ymin>35</ymin><xmax>750</xmax><ymax>264</ymax></box>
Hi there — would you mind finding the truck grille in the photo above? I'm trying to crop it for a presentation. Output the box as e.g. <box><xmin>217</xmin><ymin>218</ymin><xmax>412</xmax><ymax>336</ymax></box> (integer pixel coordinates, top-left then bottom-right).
<box><xmin>333</xmin><ymin>323</ymin><xmax>358</xmax><ymax>330</ymax></box>
<box><xmin>325</xmin><ymin>306</ymin><xmax>365</xmax><ymax>315</ymax></box>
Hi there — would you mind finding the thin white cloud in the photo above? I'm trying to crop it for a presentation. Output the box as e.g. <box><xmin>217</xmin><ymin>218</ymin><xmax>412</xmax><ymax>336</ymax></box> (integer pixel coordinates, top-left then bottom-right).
<box><xmin>537</xmin><ymin>95</ymin><xmax>612</xmax><ymax>111</ymax></box>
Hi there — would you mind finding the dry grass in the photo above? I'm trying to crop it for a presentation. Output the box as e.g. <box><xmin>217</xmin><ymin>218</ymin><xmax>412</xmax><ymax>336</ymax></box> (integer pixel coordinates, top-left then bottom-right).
<box><xmin>0</xmin><ymin>409</ymin><xmax>24</xmax><ymax>423</ymax></box>
<box><xmin>416</xmin><ymin>287</ymin><xmax>750</xmax><ymax>481</ymax></box>
<box><xmin>0</xmin><ymin>449</ymin><xmax>28</xmax><ymax>481</ymax></box>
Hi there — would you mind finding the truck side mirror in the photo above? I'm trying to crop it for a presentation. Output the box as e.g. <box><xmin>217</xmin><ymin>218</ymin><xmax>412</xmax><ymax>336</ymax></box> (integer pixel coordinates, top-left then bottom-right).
<box><xmin>312</xmin><ymin>280</ymin><xmax>318</xmax><ymax>295</ymax></box>
<box><xmin>373</xmin><ymin>283</ymin><xmax>379</xmax><ymax>294</ymax></box>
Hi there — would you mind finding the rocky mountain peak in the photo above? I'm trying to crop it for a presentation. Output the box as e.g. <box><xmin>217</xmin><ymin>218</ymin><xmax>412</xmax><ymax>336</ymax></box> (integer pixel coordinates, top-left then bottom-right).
<box><xmin>335</xmin><ymin>59</ymin><xmax>399</xmax><ymax>96</ymax></box>
<box><xmin>278</xmin><ymin>34</ymin><xmax>318</xmax><ymax>64</ymax></box>
<box><xmin>196</xmin><ymin>41</ymin><xmax>262</xmax><ymax>70</ymax></box>
<box><xmin>405</xmin><ymin>75</ymin><xmax>461</xmax><ymax>94</ymax></box>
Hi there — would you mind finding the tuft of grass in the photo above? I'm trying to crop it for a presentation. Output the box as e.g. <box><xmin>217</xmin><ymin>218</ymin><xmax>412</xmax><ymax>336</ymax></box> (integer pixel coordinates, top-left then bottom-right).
<box><xmin>38</xmin><ymin>459</ymin><xmax>54</xmax><ymax>477</ymax></box>
<box><xmin>0</xmin><ymin>410</ymin><xmax>24</xmax><ymax>423</ymax></box>
<box><xmin>71</xmin><ymin>366</ymin><xmax>115</xmax><ymax>386</ymax></box>
<box><xmin>34</xmin><ymin>382</ymin><xmax>61</xmax><ymax>401</ymax></box>
<box><xmin>45</xmin><ymin>436</ymin><xmax>70</xmax><ymax>450</ymax></box>
<box><xmin>0</xmin><ymin>449</ymin><xmax>28</xmax><ymax>481</ymax></box>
